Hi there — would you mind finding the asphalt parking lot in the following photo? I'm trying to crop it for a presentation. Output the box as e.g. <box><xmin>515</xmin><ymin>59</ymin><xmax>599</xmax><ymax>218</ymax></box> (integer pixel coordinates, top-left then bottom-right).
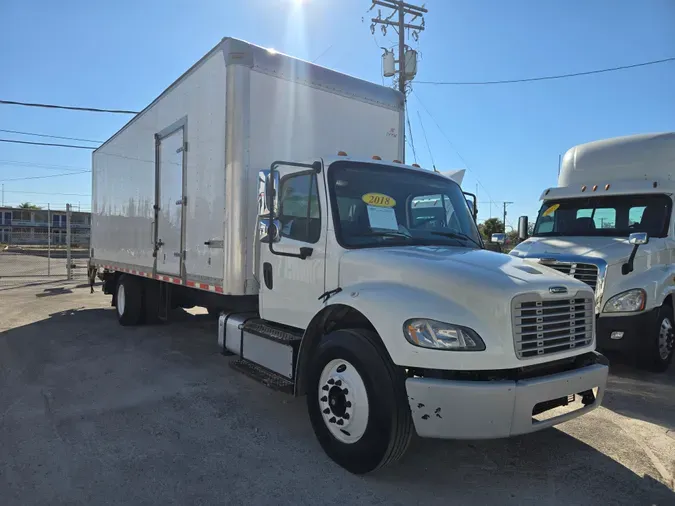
<box><xmin>1</xmin><ymin>279</ymin><xmax>674</xmax><ymax>505</ymax></box>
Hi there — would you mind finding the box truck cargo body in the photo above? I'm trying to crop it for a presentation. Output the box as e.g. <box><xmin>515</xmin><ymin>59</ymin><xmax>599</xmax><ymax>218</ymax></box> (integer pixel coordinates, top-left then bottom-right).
<box><xmin>90</xmin><ymin>38</ymin><xmax>608</xmax><ymax>474</ymax></box>
<box><xmin>92</xmin><ymin>38</ymin><xmax>403</xmax><ymax>295</ymax></box>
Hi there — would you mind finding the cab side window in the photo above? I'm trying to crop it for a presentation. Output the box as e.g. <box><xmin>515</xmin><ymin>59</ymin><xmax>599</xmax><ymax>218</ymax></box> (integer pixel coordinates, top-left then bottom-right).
<box><xmin>278</xmin><ymin>173</ymin><xmax>321</xmax><ymax>243</ymax></box>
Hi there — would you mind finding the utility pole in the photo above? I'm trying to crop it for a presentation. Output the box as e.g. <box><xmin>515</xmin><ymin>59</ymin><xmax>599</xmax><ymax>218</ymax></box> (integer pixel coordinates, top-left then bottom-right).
<box><xmin>503</xmin><ymin>201</ymin><xmax>513</xmax><ymax>233</ymax></box>
<box><xmin>370</xmin><ymin>0</ymin><xmax>428</xmax><ymax>162</ymax></box>
<box><xmin>66</xmin><ymin>203</ymin><xmax>72</xmax><ymax>280</ymax></box>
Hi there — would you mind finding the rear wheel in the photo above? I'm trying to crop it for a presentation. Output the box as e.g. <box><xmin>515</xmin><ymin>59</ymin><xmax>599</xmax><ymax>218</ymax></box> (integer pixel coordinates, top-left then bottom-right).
<box><xmin>306</xmin><ymin>329</ymin><xmax>413</xmax><ymax>474</ymax></box>
<box><xmin>639</xmin><ymin>303</ymin><xmax>674</xmax><ymax>372</ymax></box>
<box><xmin>116</xmin><ymin>274</ymin><xmax>143</xmax><ymax>326</ymax></box>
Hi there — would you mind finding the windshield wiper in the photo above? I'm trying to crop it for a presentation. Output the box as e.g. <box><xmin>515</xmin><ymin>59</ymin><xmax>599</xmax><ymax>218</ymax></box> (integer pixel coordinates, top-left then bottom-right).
<box><xmin>351</xmin><ymin>230</ymin><xmax>413</xmax><ymax>240</ymax></box>
<box><xmin>429</xmin><ymin>231</ymin><xmax>482</xmax><ymax>248</ymax></box>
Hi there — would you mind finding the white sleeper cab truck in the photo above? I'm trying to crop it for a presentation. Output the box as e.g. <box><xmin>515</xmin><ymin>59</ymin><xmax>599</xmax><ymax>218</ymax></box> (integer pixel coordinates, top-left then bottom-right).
<box><xmin>90</xmin><ymin>38</ymin><xmax>609</xmax><ymax>474</ymax></box>
<box><xmin>511</xmin><ymin>133</ymin><xmax>675</xmax><ymax>372</ymax></box>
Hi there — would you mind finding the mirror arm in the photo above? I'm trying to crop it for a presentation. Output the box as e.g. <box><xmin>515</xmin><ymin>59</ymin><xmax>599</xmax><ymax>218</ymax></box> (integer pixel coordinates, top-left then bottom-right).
<box><xmin>622</xmin><ymin>244</ymin><xmax>640</xmax><ymax>275</ymax></box>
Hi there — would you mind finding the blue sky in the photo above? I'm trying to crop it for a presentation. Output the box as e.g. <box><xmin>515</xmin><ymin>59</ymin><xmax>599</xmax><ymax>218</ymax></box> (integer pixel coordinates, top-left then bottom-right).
<box><xmin>1</xmin><ymin>0</ymin><xmax>674</xmax><ymax>225</ymax></box>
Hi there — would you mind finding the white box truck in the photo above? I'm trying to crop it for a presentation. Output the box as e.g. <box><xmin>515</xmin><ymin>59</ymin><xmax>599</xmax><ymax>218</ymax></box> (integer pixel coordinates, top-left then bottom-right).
<box><xmin>511</xmin><ymin>133</ymin><xmax>675</xmax><ymax>372</ymax></box>
<box><xmin>90</xmin><ymin>38</ymin><xmax>609</xmax><ymax>474</ymax></box>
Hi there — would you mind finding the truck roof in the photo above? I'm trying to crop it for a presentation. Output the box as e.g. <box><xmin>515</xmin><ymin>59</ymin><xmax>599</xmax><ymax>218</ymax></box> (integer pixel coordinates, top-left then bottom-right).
<box><xmin>95</xmin><ymin>37</ymin><xmax>404</xmax><ymax>154</ymax></box>
<box><xmin>559</xmin><ymin>132</ymin><xmax>675</xmax><ymax>187</ymax></box>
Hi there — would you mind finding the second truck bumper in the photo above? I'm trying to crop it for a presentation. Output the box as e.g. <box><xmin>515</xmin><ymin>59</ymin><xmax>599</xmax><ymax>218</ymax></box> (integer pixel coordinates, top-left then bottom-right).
<box><xmin>405</xmin><ymin>359</ymin><xmax>608</xmax><ymax>439</ymax></box>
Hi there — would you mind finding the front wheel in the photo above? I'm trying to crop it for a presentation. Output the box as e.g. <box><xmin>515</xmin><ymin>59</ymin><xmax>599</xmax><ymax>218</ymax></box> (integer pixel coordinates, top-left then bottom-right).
<box><xmin>306</xmin><ymin>329</ymin><xmax>413</xmax><ymax>474</ymax></box>
<box><xmin>639</xmin><ymin>304</ymin><xmax>674</xmax><ymax>372</ymax></box>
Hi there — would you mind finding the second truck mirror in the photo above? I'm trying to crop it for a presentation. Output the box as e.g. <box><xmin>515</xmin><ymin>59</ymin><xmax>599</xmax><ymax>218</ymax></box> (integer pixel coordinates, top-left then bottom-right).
<box><xmin>518</xmin><ymin>216</ymin><xmax>529</xmax><ymax>241</ymax></box>
<box><xmin>491</xmin><ymin>233</ymin><xmax>506</xmax><ymax>244</ymax></box>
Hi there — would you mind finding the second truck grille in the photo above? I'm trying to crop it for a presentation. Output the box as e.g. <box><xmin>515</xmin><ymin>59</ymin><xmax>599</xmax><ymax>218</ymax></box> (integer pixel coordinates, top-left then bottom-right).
<box><xmin>538</xmin><ymin>261</ymin><xmax>599</xmax><ymax>291</ymax></box>
<box><xmin>512</xmin><ymin>295</ymin><xmax>594</xmax><ymax>359</ymax></box>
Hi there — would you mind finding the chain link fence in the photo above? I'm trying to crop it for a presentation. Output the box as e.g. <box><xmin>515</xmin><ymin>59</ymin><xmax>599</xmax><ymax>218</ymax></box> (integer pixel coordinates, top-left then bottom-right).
<box><xmin>0</xmin><ymin>204</ymin><xmax>90</xmax><ymax>285</ymax></box>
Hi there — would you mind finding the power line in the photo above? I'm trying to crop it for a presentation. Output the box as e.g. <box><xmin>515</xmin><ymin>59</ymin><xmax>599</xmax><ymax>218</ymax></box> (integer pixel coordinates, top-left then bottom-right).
<box><xmin>416</xmin><ymin>56</ymin><xmax>675</xmax><ymax>86</ymax></box>
<box><xmin>412</xmin><ymin>90</ymin><xmax>495</xmax><ymax>205</ymax></box>
<box><xmin>0</xmin><ymin>128</ymin><xmax>102</xmax><ymax>144</ymax></box>
<box><xmin>0</xmin><ymin>138</ymin><xmax>96</xmax><ymax>150</ymax></box>
<box><xmin>416</xmin><ymin>110</ymin><xmax>436</xmax><ymax>170</ymax></box>
<box><xmin>0</xmin><ymin>170</ymin><xmax>90</xmax><ymax>183</ymax></box>
<box><xmin>2</xmin><ymin>189</ymin><xmax>90</xmax><ymax>197</ymax></box>
<box><xmin>405</xmin><ymin>104</ymin><xmax>418</xmax><ymax>163</ymax></box>
<box><xmin>0</xmin><ymin>159</ymin><xmax>89</xmax><ymax>172</ymax></box>
<box><xmin>0</xmin><ymin>99</ymin><xmax>139</xmax><ymax>115</ymax></box>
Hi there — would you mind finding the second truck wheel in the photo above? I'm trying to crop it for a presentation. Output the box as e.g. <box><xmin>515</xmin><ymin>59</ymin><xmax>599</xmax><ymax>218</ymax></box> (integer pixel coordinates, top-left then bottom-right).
<box><xmin>116</xmin><ymin>274</ymin><xmax>144</xmax><ymax>326</ymax></box>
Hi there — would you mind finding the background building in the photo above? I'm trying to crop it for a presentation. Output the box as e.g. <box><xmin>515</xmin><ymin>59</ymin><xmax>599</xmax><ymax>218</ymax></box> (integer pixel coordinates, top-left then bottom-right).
<box><xmin>0</xmin><ymin>206</ymin><xmax>90</xmax><ymax>247</ymax></box>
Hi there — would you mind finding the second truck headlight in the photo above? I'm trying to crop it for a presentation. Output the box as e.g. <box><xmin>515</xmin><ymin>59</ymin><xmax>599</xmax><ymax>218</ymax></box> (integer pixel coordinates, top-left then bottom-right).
<box><xmin>603</xmin><ymin>289</ymin><xmax>646</xmax><ymax>313</ymax></box>
<box><xmin>404</xmin><ymin>319</ymin><xmax>486</xmax><ymax>351</ymax></box>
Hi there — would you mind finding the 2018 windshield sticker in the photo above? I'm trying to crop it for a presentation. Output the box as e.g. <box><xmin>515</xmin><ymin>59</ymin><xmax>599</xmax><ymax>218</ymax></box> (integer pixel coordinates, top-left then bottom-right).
<box><xmin>362</xmin><ymin>193</ymin><xmax>396</xmax><ymax>208</ymax></box>
<box><xmin>542</xmin><ymin>203</ymin><xmax>560</xmax><ymax>217</ymax></box>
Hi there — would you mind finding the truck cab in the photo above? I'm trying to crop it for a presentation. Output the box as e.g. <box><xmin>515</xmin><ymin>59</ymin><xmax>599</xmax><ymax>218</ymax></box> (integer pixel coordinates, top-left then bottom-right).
<box><xmin>226</xmin><ymin>154</ymin><xmax>609</xmax><ymax>473</ymax></box>
<box><xmin>511</xmin><ymin>133</ymin><xmax>675</xmax><ymax>372</ymax></box>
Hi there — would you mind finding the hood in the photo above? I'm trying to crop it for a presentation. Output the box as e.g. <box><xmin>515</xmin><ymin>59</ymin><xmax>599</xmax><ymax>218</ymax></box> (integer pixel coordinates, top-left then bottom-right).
<box><xmin>339</xmin><ymin>246</ymin><xmax>587</xmax><ymax>295</ymax></box>
<box><xmin>510</xmin><ymin>236</ymin><xmax>635</xmax><ymax>265</ymax></box>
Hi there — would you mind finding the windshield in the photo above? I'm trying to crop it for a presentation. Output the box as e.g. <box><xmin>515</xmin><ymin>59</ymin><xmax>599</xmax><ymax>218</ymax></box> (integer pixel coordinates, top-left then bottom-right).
<box><xmin>328</xmin><ymin>162</ymin><xmax>482</xmax><ymax>249</ymax></box>
<box><xmin>533</xmin><ymin>194</ymin><xmax>672</xmax><ymax>238</ymax></box>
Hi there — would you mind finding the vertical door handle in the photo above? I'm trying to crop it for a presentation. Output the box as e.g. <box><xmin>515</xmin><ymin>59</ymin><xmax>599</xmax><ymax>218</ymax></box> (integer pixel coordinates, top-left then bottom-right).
<box><xmin>263</xmin><ymin>262</ymin><xmax>273</xmax><ymax>290</ymax></box>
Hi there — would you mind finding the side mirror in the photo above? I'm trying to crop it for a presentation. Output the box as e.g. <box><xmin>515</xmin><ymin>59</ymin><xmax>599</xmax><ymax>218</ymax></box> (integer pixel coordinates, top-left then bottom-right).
<box><xmin>518</xmin><ymin>216</ymin><xmax>529</xmax><ymax>241</ymax></box>
<box><xmin>259</xmin><ymin>218</ymin><xmax>281</xmax><ymax>243</ymax></box>
<box><xmin>622</xmin><ymin>232</ymin><xmax>649</xmax><ymax>275</ymax></box>
<box><xmin>463</xmin><ymin>191</ymin><xmax>478</xmax><ymax>222</ymax></box>
<box><xmin>257</xmin><ymin>169</ymin><xmax>279</xmax><ymax>217</ymax></box>
<box><xmin>629</xmin><ymin>232</ymin><xmax>648</xmax><ymax>245</ymax></box>
<box><xmin>491</xmin><ymin>233</ymin><xmax>506</xmax><ymax>244</ymax></box>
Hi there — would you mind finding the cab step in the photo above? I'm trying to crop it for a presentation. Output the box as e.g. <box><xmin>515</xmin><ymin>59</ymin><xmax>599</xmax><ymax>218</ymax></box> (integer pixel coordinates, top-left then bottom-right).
<box><xmin>230</xmin><ymin>359</ymin><xmax>294</xmax><ymax>394</ymax></box>
<box><xmin>242</xmin><ymin>319</ymin><xmax>302</xmax><ymax>347</ymax></box>
<box><xmin>219</xmin><ymin>315</ymin><xmax>302</xmax><ymax>386</ymax></box>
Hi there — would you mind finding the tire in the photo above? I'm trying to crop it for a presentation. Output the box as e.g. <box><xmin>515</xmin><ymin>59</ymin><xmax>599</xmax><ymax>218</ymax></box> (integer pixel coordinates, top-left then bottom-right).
<box><xmin>639</xmin><ymin>303</ymin><xmax>674</xmax><ymax>372</ymax></box>
<box><xmin>306</xmin><ymin>328</ymin><xmax>413</xmax><ymax>474</ymax></box>
<box><xmin>116</xmin><ymin>274</ymin><xmax>144</xmax><ymax>326</ymax></box>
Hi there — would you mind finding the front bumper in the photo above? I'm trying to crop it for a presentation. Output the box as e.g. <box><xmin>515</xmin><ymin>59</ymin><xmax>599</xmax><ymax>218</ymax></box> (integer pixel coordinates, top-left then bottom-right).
<box><xmin>405</xmin><ymin>356</ymin><xmax>608</xmax><ymax>439</ymax></box>
<box><xmin>596</xmin><ymin>309</ymin><xmax>658</xmax><ymax>352</ymax></box>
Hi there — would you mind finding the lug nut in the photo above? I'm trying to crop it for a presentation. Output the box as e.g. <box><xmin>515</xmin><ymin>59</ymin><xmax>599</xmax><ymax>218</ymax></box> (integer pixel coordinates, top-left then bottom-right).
<box><xmin>329</xmin><ymin>416</ymin><xmax>336</xmax><ymax>424</ymax></box>
<box><xmin>320</xmin><ymin>396</ymin><xmax>327</xmax><ymax>402</ymax></box>
<box><xmin>322</xmin><ymin>385</ymin><xmax>329</xmax><ymax>391</ymax></box>
<box><xmin>345</xmin><ymin>401</ymin><xmax>352</xmax><ymax>408</ymax></box>
<box><xmin>342</xmin><ymin>388</ymin><xmax>349</xmax><ymax>395</ymax></box>
<box><xmin>343</xmin><ymin>413</ymin><xmax>350</xmax><ymax>420</ymax></box>
<box><xmin>337</xmin><ymin>419</ymin><xmax>344</xmax><ymax>426</ymax></box>
<box><xmin>335</xmin><ymin>380</ymin><xmax>342</xmax><ymax>386</ymax></box>
<box><xmin>323</xmin><ymin>408</ymin><xmax>330</xmax><ymax>414</ymax></box>
<box><xmin>327</xmin><ymin>379</ymin><xmax>335</xmax><ymax>385</ymax></box>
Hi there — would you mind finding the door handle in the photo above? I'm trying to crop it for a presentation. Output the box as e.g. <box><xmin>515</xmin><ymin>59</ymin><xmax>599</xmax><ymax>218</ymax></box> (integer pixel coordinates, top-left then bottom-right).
<box><xmin>150</xmin><ymin>221</ymin><xmax>155</xmax><ymax>245</ymax></box>
<box><xmin>263</xmin><ymin>262</ymin><xmax>273</xmax><ymax>289</ymax></box>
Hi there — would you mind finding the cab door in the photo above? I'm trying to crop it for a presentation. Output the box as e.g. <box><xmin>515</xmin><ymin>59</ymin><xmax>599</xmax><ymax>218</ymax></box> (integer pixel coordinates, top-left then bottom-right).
<box><xmin>258</xmin><ymin>160</ymin><xmax>327</xmax><ymax>329</ymax></box>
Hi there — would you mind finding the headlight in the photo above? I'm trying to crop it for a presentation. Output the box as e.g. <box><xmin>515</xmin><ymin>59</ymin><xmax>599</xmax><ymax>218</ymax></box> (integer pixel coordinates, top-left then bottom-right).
<box><xmin>404</xmin><ymin>319</ymin><xmax>486</xmax><ymax>351</ymax></box>
<box><xmin>603</xmin><ymin>289</ymin><xmax>646</xmax><ymax>313</ymax></box>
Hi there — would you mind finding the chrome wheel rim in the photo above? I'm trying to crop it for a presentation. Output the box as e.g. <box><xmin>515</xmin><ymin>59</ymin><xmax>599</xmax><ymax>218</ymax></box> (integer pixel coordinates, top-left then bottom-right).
<box><xmin>117</xmin><ymin>283</ymin><xmax>125</xmax><ymax>317</ymax></box>
<box><xmin>318</xmin><ymin>359</ymin><xmax>369</xmax><ymax>444</ymax></box>
<box><xmin>658</xmin><ymin>317</ymin><xmax>673</xmax><ymax>360</ymax></box>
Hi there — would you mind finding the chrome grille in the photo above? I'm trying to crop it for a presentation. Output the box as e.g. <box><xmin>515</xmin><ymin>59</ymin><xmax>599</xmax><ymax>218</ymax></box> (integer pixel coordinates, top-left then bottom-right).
<box><xmin>539</xmin><ymin>261</ymin><xmax>598</xmax><ymax>291</ymax></box>
<box><xmin>512</xmin><ymin>294</ymin><xmax>594</xmax><ymax>359</ymax></box>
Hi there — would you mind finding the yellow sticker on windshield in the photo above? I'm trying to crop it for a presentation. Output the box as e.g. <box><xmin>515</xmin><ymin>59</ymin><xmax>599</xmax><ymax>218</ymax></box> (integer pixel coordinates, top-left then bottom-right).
<box><xmin>362</xmin><ymin>193</ymin><xmax>396</xmax><ymax>208</ymax></box>
<box><xmin>542</xmin><ymin>203</ymin><xmax>560</xmax><ymax>217</ymax></box>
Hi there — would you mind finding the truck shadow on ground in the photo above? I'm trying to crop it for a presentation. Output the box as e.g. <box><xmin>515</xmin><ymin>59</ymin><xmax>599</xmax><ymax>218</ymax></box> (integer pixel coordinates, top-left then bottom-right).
<box><xmin>602</xmin><ymin>351</ymin><xmax>675</xmax><ymax>431</ymax></box>
<box><xmin>1</xmin><ymin>307</ymin><xmax>673</xmax><ymax>505</ymax></box>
